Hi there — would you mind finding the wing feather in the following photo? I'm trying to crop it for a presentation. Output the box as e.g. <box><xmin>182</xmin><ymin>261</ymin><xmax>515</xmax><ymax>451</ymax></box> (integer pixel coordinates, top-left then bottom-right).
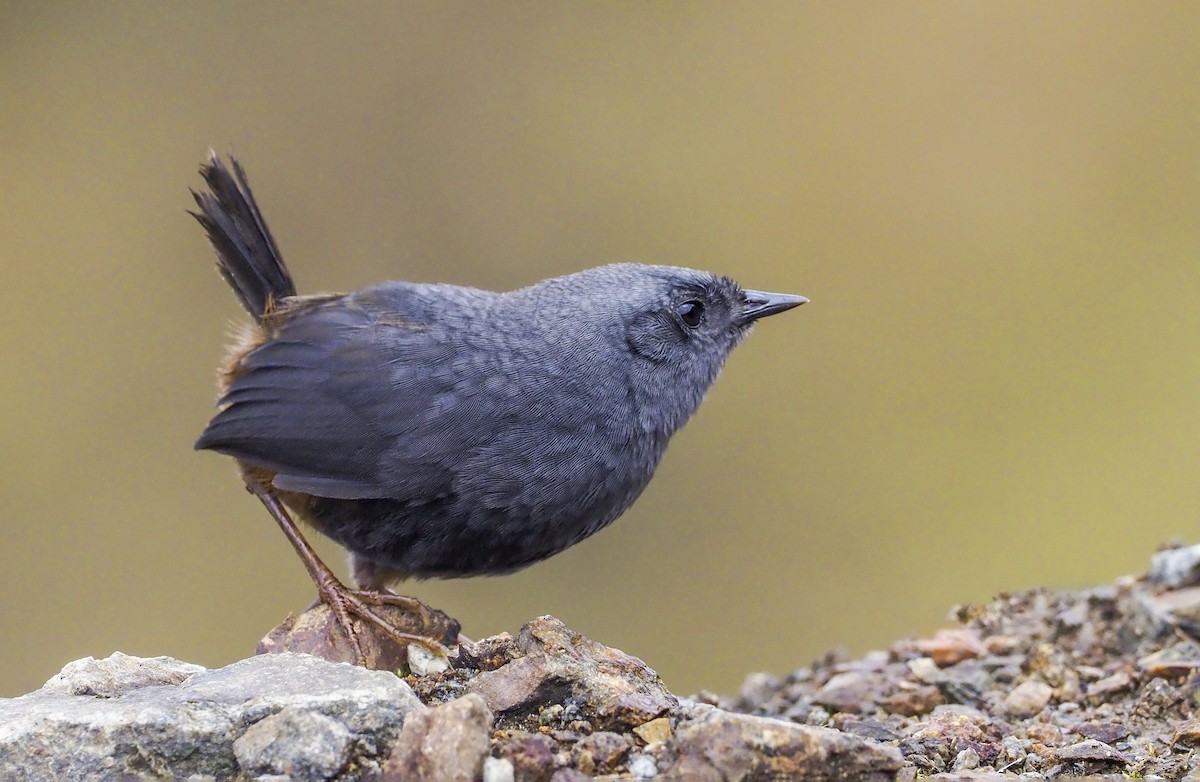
<box><xmin>196</xmin><ymin>294</ymin><xmax>476</xmax><ymax>500</ymax></box>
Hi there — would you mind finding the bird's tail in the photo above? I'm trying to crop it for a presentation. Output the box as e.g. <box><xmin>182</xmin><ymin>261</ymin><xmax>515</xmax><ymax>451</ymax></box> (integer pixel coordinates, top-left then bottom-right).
<box><xmin>190</xmin><ymin>152</ymin><xmax>296</xmax><ymax>323</ymax></box>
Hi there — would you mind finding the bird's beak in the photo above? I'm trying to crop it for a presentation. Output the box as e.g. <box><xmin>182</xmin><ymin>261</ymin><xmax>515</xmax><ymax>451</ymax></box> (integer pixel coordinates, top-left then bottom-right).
<box><xmin>738</xmin><ymin>290</ymin><xmax>808</xmax><ymax>325</ymax></box>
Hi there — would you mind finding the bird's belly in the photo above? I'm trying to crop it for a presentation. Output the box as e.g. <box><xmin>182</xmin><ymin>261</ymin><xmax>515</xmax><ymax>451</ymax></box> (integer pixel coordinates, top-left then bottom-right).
<box><xmin>303</xmin><ymin>481</ymin><xmax>647</xmax><ymax>579</ymax></box>
<box><xmin>295</xmin><ymin>419</ymin><xmax>666</xmax><ymax>579</ymax></box>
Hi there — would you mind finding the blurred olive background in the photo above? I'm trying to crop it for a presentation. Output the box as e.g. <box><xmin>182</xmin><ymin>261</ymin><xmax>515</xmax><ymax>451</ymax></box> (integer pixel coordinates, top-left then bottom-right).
<box><xmin>3</xmin><ymin>2</ymin><xmax>1199</xmax><ymax>698</ymax></box>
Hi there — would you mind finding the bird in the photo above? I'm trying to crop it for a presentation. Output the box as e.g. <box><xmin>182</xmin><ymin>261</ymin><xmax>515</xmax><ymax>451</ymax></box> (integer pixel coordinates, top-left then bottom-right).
<box><xmin>191</xmin><ymin>152</ymin><xmax>806</xmax><ymax>661</ymax></box>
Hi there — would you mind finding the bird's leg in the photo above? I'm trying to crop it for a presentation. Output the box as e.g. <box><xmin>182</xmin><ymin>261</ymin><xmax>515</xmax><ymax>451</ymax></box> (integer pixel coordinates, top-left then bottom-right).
<box><xmin>245</xmin><ymin>482</ymin><xmax>450</xmax><ymax>661</ymax></box>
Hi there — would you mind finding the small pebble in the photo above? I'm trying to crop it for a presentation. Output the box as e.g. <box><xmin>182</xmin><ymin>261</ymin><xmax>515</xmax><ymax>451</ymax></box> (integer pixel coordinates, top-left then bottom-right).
<box><xmin>482</xmin><ymin>757</ymin><xmax>515</xmax><ymax>782</ymax></box>
<box><xmin>1147</xmin><ymin>544</ymin><xmax>1200</xmax><ymax>589</ymax></box>
<box><xmin>916</xmin><ymin>628</ymin><xmax>987</xmax><ymax>667</ymax></box>
<box><xmin>738</xmin><ymin>672</ymin><xmax>780</xmax><ymax>708</ymax></box>
<box><xmin>804</xmin><ymin>706</ymin><xmax>830</xmax><ymax>726</ymax></box>
<box><xmin>407</xmin><ymin>644</ymin><xmax>450</xmax><ymax>676</ymax></box>
<box><xmin>539</xmin><ymin>704</ymin><xmax>564</xmax><ymax>725</ymax></box>
<box><xmin>1054</xmin><ymin>738</ymin><xmax>1129</xmax><ymax>763</ymax></box>
<box><xmin>1172</xmin><ymin>718</ymin><xmax>1200</xmax><ymax>747</ymax></box>
<box><xmin>626</xmin><ymin>753</ymin><xmax>657</xmax><ymax>778</ymax></box>
<box><xmin>1003</xmin><ymin>680</ymin><xmax>1053</xmax><ymax>718</ymax></box>
<box><xmin>907</xmin><ymin>657</ymin><xmax>944</xmax><ymax>684</ymax></box>
<box><xmin>952</xmin><ymin>747</ymin><xmax>980</xmax><ymax>771</ymax></box>
<box><xmin>1138</xmin><ymin>644</ymin><xmax>1200</xmax><ymax>678</ymax></box>
<box><xmin>984</xmin><ymin>634</ymin><xmax>1019</xmax><ymax>655</ymax></box>
<box><xmin>998</xmin><ymin>735</ymin><xmax>1027</xmax><ymax>770</ymax></box>
<box><xmin>632</xmin><ymin>717</ymin><xmax>671</xmax><ymax>745</ymax></box>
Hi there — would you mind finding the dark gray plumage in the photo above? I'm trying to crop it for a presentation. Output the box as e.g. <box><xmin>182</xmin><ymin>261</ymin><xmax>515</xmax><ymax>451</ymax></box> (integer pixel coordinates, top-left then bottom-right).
<box><xmin>193</xmin><ymin>152</ymin><xmax>805</xmax><ymax>595</ymax></box>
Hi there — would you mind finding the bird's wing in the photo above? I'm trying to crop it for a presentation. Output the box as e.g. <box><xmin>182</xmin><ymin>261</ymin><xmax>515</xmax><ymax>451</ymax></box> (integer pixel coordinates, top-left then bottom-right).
<box><xmin>196</xmin><ymin>298</ymin><xmax>487</xmax><ymax>500</ymax></box>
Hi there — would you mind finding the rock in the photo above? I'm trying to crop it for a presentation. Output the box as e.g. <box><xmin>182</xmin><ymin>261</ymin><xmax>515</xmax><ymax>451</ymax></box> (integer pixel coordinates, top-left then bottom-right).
<box><xmin>549</xmin><ymin>770</ymin><xmax>589</xmax><ymax>782</ymax></box>
<box><xmin>1173</xmin><ymin>718</ymin><xmax>1200</xmax><ymax>747</ymax></box>
<box><xmin>1056</xmin><ymin>600</ymin><xmax>1089</xmax><ymax>630</ymax></box>
<box><xmin>1072</xmin><ymin>720</ymin><xmax>1128</xmax><ymax>744</ymax></box>
<box><xmin>469</xmin><ymin>654</ymin><xmax>561</xmax><ymax>717</ymax></box>
<box><xmin>497</xmin><ymin>730</ymin><xmax>558</xmax><ymax>782</ymax></box>
<box><xmin>1148</xmin><ymin>543</ymin><xmax>1200</xmax><ymax>589</ymax></box>
<box><xmin>801</xmin><ymin>706</ymin><xmax>831</xmax><ymax>726</ymax></box>
<box><xmin>952</xmin><ymin>746</ymin><xmax>980</xmax><ymax>771</ymax></box>
<box><xmin>997</xmin><ymin>735</ymin><xmax>1027</xmax><ymax>771</ymax></box>
<box><xmin>843</xmin><ymin>718</ymin><xmax>900</xmax><ymax>742</ymax></box>
<box><xmin>1138</xmin><ymin>641</ymin><xmax>1200</xmax><ymax>677</ymax></box>
<box><xmin>906</xmin><ymin>710</ymin><xmax>980</xmax><ymax>740</ymax></box>
<box><xmin>1002</xmin><ymin>679</ymin><xmax>1053</xmax><ymax>717</ymax></box>
<box><xmin>736</xmin><ymin>672</ymin><xmax>780</xmax><ymax>710</ymax></box>
<box><xmin>1025</xmin><ymin>721</ymin><xmax>1062</xmax><ymax>745</ymax></box>
<box><xmin>1053</xmin><ymin>738</ymin><xmax>1130</xmax><ymax>764</ymax></box>
<box><xmin>258</xmin><ymin>599</ymin><xmax>460</xmax><ymax>673</ymax></box>
<box><xmin>1085</xmin><ymin>670</ymin><xmax>1134</xmax><ymax>704</ymax></box>
<box><xmin>483</xmin><ymin>756</ymin><xmax>517</xmax><ymax>782</ymax></box>
<box><xmin>384</xmin><ymin>693</ymin><xmax>492</xmax><ymax>781</ymax></box>
<box><xmin>879</xmin><ymin>683</ymin><xmax>944</xmax><ymax>717</ymax></box>
<box><xmin>0</xmin><ymin>652</ymin><xmax>424</xmax><ymax>780</ymax></box>
<box><xmin>983</xmin><ymin>634</ymin><xmax>1019</xmax><ymax>655</ymax></box>
<box><xmin>1148</xmin><ymin>586</ymin><xmax>1200</xmax><ymax>637</ymax></box>
<box><xmin>632</xmin><ymin>716</ymin><xmax>672</xmax><ymax>745</ymax></box>
<box><xmin>626</xmin><ymin>752</ymin><xmax>658</xmax><ymax>778</ymax></box>
<box><xmin>41</xmin><ymin>652</ymin><xmax>205</xmax><ymax>697</ymax></box>
<box><xmin>811</xmin><ymin>671</ymin><xmax>873</xmax><ymax>713</ymax></box>
<box><xmin>900</xmin><ymin>712</ymin><xmax>1003</xmax><ymax>773</ymax></box>
<box><xmin>233</xmin><ymin>707</ymin><xmax>353</xmax><ymax>778</ymax></box>
<box><xmin>906</xmin><ymin>656</ymin><xmax>944</xmax><ymax>684</ymax></box>
<box><xmin>915</xmin><ymin>628</ymin><xmax>986</xmax><ymax>667</ymax></box>
<box><xmin>668</xmin><ymin>708</ymin><xmax>902</xmax><ymax>780</ymax></box>
<box><xmin>467</xmin><ymin>616</ymin><xmax>677</xmax><ymax>731</ymax></box>
<box><xmin>454</xmin><ymin>632</ymin><xmax>519</xmax><ymax>672</ymax></box>
<box><xmin>575</xmin><ymin>731</ymin><xmax>631</xmax><ymax>775</ymax></box>
<box><xmin>408</xmin><ymin>643</ymin><xmax>452</xmax><ymax>676</ymax></box>
<box><xmin>1024</xmin><ymin>643</ymin><xmax>1073</xmax><ymax>689</ymax></box>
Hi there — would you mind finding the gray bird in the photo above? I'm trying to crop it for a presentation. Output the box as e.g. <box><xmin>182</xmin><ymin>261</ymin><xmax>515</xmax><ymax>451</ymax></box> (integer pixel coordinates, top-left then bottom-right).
<box><xmin>192</xmin><ymin>153</ymin><xmax>805</xmax><ymax>658</ymax></box>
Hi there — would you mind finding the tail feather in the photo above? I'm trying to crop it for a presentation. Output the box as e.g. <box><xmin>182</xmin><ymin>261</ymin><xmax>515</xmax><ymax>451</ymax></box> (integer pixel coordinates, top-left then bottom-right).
<box><xmin>190</xmin><ymin>152</ymin><xmax>296</xmax><ymax>322</ymax></box>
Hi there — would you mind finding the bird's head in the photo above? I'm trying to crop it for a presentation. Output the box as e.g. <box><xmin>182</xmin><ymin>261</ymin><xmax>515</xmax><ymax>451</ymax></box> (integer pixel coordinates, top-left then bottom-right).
<box><xmin>534</xmin><ymin>263</ymin><xmax>806</xmax><ymax>436</ymax></box>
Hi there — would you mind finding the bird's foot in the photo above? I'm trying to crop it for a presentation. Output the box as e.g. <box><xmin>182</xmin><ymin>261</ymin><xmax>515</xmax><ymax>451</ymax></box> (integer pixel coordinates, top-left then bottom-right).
<box><xmin>351</xmin><ymin>589</ymin><xmax>438</xmax><ymax>626</ymax></box>
<box><xmin>314</xmin><ymin>575</ymin><xmax>454</xmax><ymax>664</ymax></box>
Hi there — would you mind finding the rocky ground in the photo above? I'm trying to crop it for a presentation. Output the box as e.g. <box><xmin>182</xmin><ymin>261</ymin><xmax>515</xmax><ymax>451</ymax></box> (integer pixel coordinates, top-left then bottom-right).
<box><xmin>718</xmin><ymin>541</ymin><xmax>1200</xmax><ymax>779</ymax></box>
<box><xmin>5</xmin><ymin>543</ymin><xmax>1200</xmax><ymax>780</ymax></box>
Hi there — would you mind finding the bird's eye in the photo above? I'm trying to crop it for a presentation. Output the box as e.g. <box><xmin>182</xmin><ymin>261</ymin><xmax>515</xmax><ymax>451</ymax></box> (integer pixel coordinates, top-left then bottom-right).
<box><xmin>676</xmin><ymin>300</ymin><xmax>704</xmax><ymax>328</ymax></box>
